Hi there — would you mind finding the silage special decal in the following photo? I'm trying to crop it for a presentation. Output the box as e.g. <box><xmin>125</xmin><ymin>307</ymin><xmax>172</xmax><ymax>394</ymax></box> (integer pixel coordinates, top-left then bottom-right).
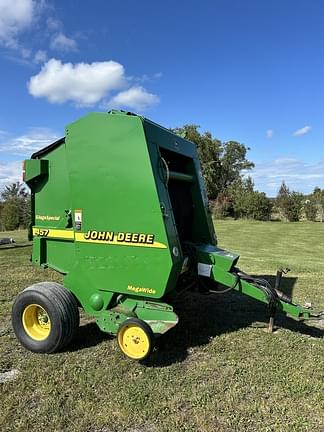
<box><xmin>35</xmin><ymin>214</ymin><xmax>60</xmax><ymax>221</ymax></box>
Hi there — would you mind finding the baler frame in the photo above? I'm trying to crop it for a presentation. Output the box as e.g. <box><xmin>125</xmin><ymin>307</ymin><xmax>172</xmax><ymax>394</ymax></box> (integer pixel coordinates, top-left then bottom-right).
<box><xmin>12</xmin><ymin>110</ymin><xmax>322</xmax><ymax>360</ymax></box>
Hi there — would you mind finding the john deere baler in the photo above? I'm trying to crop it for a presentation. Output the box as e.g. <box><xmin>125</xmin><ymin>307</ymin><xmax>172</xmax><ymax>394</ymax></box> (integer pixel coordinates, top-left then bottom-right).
<box><xmin>12</xmin><ymin>111</ymin><xmax>320</xmax><ymax>360</ymax></box>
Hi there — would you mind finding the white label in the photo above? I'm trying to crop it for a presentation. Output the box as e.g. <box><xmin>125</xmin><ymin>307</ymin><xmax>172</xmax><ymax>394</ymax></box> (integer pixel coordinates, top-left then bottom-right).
<box><xmin>74</xmin><ymin>209</ymin><xmax>82</xmax><ymax>222</ymax></box>
<box><xmin>198</xmin><ymin>263</ymin><xmax>212</xmax><ymax>277</ymax></box>
<box><xmin>181</xmin><ymin>257</ymin><xmax>189</xmax><ymax>274</ymax></box>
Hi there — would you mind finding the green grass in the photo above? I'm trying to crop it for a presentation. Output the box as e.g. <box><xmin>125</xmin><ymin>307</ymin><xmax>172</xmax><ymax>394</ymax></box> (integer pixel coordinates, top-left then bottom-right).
<box><xmin>0</xmin><ymin>221</ymin><xmax>323</xmax><ymax>432</ymax></box>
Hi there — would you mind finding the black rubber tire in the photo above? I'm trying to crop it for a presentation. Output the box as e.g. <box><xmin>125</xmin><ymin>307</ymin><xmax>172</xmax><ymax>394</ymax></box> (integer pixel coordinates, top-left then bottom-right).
<box><xmin>12</xmin><ymin>282</ymin><xmax>79</xmax><ymax>353</ymax></box>
<box><xmin>117</xmin><ymin>318</ymin><xmax>154</xmax><ymax>361</ymax></box>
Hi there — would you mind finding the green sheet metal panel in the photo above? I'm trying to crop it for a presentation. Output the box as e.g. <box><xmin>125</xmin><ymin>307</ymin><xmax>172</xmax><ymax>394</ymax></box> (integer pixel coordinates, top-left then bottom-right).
<box><xmin>63</xmin><ymin>112</ymin><xmax>173</xmax><ymax>301</ymax></box>
<box><xmin>25</xmin><ymin>111</ymin><xmax>218</xmax><ymax>308</ymax></box>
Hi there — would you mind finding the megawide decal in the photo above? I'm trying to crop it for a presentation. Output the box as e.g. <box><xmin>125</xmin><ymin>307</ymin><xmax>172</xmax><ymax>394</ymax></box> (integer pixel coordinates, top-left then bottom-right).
<box><xmin>127</xmin><ymin>285</ymin><xmax>156</xmax><ymax>295</ymax></box>
<box><xmin>75</xmin><ymin>230</ymin><xmax>167</xmax><ymax>249</ymax></box>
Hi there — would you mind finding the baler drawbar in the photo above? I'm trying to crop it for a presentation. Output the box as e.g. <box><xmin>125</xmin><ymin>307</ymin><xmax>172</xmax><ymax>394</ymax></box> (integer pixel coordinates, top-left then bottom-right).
<box><xmin>12</xmin><ymin>110</ymin><xmax>322</xmax><ymax>360</ymax></box>
<box><xmin>192</xmin><ymin>244</ymin><xmax>319</xmax><ymax>329</ymax></box>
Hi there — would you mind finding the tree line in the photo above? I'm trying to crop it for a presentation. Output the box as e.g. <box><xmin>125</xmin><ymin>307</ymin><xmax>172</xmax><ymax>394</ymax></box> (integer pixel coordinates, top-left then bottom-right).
<box><xmin>175</xmin><ymin>125</ymin><xmax>324</xmax><ymax>222</ymax></box>
<box><xmin>1</xmin><ymin>124</ymin><xmax>323</xmax><ymax>231</ymax></box>
<box><xmin>0</xmin><ymin>182</ymin><xmax>30</xmax><ymax>231</ymax></box>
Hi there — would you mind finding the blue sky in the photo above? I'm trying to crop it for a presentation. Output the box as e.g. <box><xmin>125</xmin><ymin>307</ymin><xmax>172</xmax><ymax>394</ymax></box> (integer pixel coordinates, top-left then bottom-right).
<box><xmin>0</xmin><ymin>0</ymin><xmax>323</xmax><ymax>196</ymax></box>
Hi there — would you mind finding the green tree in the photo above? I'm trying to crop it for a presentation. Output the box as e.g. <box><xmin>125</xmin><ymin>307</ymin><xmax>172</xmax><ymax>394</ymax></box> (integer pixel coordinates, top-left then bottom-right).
<box><xmin>212</xmin><ymin>192</ymin><xmax>234</xmax><ymax>219</ymax></box>
<box><xmin>276</xmin><ymin>181</ymin><xmax>303</xmax><ymax>222</ymax></box>
<box><xmin>0</xmin><ymin>182</ymin><xmax>30</xmax><ymax>229</ymax></box>
<box><xmin>1</xmin><ymin>182</ymin><xmax>27</xmax><ymax>201</ymax></box>
<box><xmin>313</xmin><ymin>187</ymin><xmax>324</xmax><ymax>222</ymax></box>
<box><xmin>219</xmin><ymin>141</ymin><xmax>255</xmax><ymax>193</ymax></box>
<box><xmin>173</xmin><ymin>125</ymin><xmax>254</xmax><ymax>199</ymax></box>
<box><xmin>229</xmin><ymin>177</ymin><xmax>271</xmax><ymax>220</ymax></box>
<box><xmin>0</xmin><ymin>202</ymin><xmax>4</xmax><ymax>230</ymax></box>
<box><xmin>304</xmin><ymin>198</ymin><xmax>317</xmax><ymax>221</ymax></box>
<box><xmin>1</xmin><ymin>200</ymin><xmax>19</xmax><ymax>230</ymax></box>
<box><xmin>249</xmin><ymin>190</ymin><xmax>272</xmax><ymax>221</ymax></box>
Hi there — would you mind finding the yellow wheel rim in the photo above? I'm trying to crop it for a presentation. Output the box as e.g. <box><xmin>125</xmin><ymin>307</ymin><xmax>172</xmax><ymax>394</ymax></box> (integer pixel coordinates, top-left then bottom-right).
<box><xmin>117</xmin><ymin>323</ymin><xmax>150</xmax><ymax>360</ymax></box>
<box><xmin>22</xmin><ymin>304</ymin><xmax>51</xmax><ymax>341</ymax></box>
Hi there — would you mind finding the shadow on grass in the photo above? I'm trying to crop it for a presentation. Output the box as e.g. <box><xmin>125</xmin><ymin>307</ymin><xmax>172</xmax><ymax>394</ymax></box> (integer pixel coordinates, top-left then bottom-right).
<box><xmin>68</xmin><ymin>321</ymin><xmax>112</xmax><ymax>352</ymax></box>
<box><xmin>256</xmin><ymin>274</ymin><xmax>296</xmax><ymax>298</ymax></box>
<box><xmin>145</xmin><ymin>275</ymin><xmax>323</xmax><ymax>367</ymax></box>
<box><xmin>66</xmin><ymin>275</ymin><xmax>323</xmax><ymax>365</ymax></box>
<box><xmin>0</xmin><ymin>244</ymin><xmax>31</xmax><ymax>250</ymax></box>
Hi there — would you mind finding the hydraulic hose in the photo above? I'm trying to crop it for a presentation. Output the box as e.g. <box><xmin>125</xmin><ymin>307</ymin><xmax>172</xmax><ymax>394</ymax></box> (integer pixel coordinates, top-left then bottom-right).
<box><xmin>200</xmin><ymin>272</ymin><xmax>240</xmax><ymax>294</ymax></box>
<box><xmin>236</xmin><ymin>270</ymin><xmax>279</xmax><ymax>311</ymax></box>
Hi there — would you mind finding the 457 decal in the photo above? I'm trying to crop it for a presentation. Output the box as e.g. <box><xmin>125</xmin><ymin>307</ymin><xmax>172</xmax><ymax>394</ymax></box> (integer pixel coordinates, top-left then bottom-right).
<box><xmin>33</xmin><ymin>228</ymin><xmax>49</xmax><ymax>237</ymax></box>
<box><xmin>32</xmin><ymin>228</ymin><xmax>75</xmax><ymax>240</ymax></box>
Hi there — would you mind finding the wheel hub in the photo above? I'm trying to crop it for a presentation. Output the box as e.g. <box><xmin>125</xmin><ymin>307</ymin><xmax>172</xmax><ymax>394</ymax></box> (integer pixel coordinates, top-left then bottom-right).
<box><xmin>118</xmin><ymin>323</ymin><xmax>151</xmax><ymax>360</ymax></box>
<box><xmin>22</xmin><ymin>304</ymin><xmax>51</xmax><ymax>341</ymax></box>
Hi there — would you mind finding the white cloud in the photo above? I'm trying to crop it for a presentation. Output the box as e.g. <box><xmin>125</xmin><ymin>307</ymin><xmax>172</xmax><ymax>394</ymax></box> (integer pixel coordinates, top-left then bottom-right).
<box><xmin>50</xmin><ymin>32</ymin><xmax>78</xmax><ymax>52</ymax></box>
<box><xmin>21</xmin><ymin>47</ymin><xmax>32</xmax><ymax>59</ymax></box>
<box><xmin>0</xmin><ymin>160</ymin><xmax>22</xmax><ymax>191</ymax></box>
<box><xmin>266</xmin><ymin>129</ymin><xmax>273</xmax><ymax>139</ymax></box>
<box><xmin>0</xmin><ymin>0</ymin><xmax>36</xmax><ymax>48</ymax></box>
<box><xmin>46</xmin><ymin>17</ymin><xmax>61</xmax><ymax>31</ymax></box>
<box><xmin>0</xmin><ymin>126</ymin><xmax>58</xmax><ymax>190</ymax></box>
<box><xmin>128</xmin><ymin>72</ymin><xmax>163</xmax><ymax>83</ymax></box>
<box><xmin>107</xmin><ymin>86</ymin><xmax>159</xmax><ymax>111</ymax></box>
<box><xmin>0</xmin><ymin>2</ymin><xmax>78</xmax><ymax>62</ymax></box>
<box><xmin>27</xmin><ymin>60</ymin><xmax>159</xmax><ymax>110</ymax></box>
<box><xmin>28</xmin><ymin>59</ymin><xmax>127</xmax><ymax>105</ymax></box>
<box><xmin>292</xmin><ymin>125</ymin><xmax>312</xmax><ymax>136</ymax></box>
<box><xmin>0</xmin><ymin>127</ymin><xmax>59</xmax><ymax>156</ymax></box>
<box><xmin>33</xmin><ymin>49</ymin><xmax>47</xmax><ymax>64</ymax></box>
<box><xmin>249</xmin><ymin>157</ymin><xmax>324</xmax><ymax>196</ymax></box>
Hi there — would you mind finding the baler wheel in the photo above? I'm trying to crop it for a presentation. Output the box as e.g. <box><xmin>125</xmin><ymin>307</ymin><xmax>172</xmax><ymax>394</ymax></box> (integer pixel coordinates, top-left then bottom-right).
<box><xmin>12</xmin><ymin>282</ymin><xmax>79</xmax><ymax>353</ymax></box>
<box><xmin>117</xmin><ymin>318</ymin><xmax>154</xmax><ymax>360</ymax></box>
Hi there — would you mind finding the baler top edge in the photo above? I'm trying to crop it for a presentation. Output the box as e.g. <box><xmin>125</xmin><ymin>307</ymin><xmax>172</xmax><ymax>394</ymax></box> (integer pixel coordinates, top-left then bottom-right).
<box><xmin>30</xmin><ymin>111</ymin><xmax>196</xmax><ymax>160</ymax></box>
<box><xmin>31</xmin><ymin>137</ymin><xmax>65</xmax><ymax>159</ymax></box>
<box><xmin>108</xmin><ymin>109</ymin><xmax>196</xmax><ymax>149</ymax></box>
<box><xmin>143</xmin><ymin>118</ymin><xmax>196</xmax><ymax>149</ymax></box>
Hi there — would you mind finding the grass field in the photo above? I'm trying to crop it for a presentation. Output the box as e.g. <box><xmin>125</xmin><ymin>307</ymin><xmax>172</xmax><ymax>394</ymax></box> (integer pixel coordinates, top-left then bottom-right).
<box><xmin>0</xmin><ymin>221</ymin><xmax>323</xmax><ymax>432</ymax></box>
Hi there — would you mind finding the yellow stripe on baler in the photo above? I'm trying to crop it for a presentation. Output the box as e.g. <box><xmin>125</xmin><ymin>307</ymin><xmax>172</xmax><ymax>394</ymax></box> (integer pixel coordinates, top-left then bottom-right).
<box><xmin>74</xmin><ymin>232</ymin><xmax>167</xmax><ymax>249</ymax></box>
<box><xmin>32</xmin><ymin>228</ymin><xmax>74</xmax><ymax>239</ymax></box>
<box><xmin>32</xmin><ymin>228</ymin><xmax>167</xmax><ymax>249</ymax></box>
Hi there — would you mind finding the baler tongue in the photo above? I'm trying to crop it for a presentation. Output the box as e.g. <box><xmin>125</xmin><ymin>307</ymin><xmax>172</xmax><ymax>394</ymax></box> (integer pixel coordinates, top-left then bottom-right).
<box><xmin>194</xmin><ymin>244</ymin><xmax>321</xmax><ymax>331</ymax></box>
